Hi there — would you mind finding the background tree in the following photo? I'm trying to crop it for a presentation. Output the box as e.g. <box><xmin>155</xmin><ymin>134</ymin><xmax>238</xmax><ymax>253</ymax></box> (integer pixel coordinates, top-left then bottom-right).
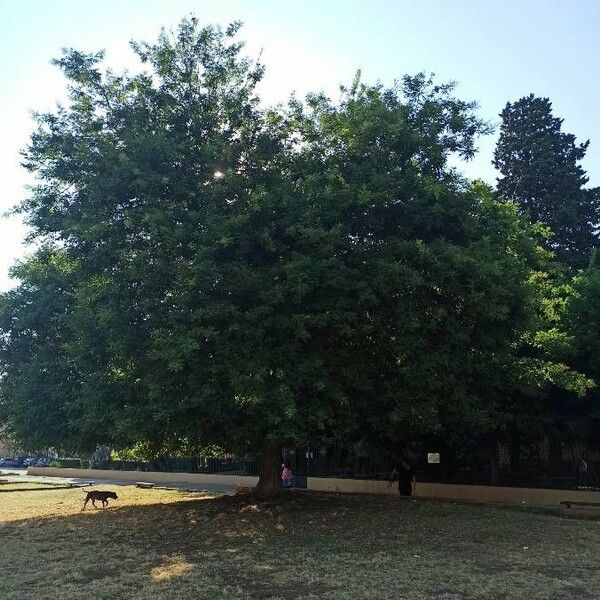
<box><xmin>0</xmin><ymin>20</ymin><xmax>590</xmax><ymax>494</ymax></box>
<box><xmin>557</xmin><ymin>259</ymin><xmax>600</xmax><ymax>453</ymax></box>
<box><xmin>493</xmin><ymin>94</ymin><xmax>599</xmax><ymax>268</ymax></box>
<box><xmin>0</xmin><ymin>250</ymin><xmax>84</xmax><ymax>452</ymax></box>
<box><xmin>493</xmin><ymin>96</ymin><xmax>600</xmax><ymax>477</ymax></box>
<box><xmin>566</xmin><ymin>260</ymin><xmax>600</xmax><ymax>383</ymax></box>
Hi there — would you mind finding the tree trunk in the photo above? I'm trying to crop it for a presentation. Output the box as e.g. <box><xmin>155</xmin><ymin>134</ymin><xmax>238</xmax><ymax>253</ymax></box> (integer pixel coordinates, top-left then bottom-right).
<box><xmin>253</xmin><ymin>439</ymin><xmax>282</xmax><ymax>497</ymax></box>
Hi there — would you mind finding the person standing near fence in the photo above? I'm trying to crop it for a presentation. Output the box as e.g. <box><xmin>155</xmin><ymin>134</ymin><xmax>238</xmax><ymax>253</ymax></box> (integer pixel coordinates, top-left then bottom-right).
<box><xmin>281</xmin><ymin>463</ymin><xmax>294</xmax><ymax>488</ymax></box>
<box><xmin>391</xmin><ymin>458</ymin><xmax>415</xmax><ymax>497</ymax></box>
<box><xmin>577</xmin><ymin>456</ymin><xmax>589</xmax><ymax>488</ymax></box>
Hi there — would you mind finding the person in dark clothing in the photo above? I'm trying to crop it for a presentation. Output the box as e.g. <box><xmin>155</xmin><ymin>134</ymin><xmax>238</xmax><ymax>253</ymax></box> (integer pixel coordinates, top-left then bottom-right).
<box><xmin>391</xmin><ymin>458</ymin><xmax>415</xmax><ymax>497</ymax></box>
<box><xmin>576</xmin><ymin>457</ymin><xmax>589</xmax><ymax>488</ymax></box>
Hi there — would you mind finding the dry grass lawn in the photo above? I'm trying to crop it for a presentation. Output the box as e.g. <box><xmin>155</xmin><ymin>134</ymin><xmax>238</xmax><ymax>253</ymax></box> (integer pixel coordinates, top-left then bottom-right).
<box><xmin>1</xmin><ymin>484</ymin><xmax>600</xmax><ymax>599</ymax></box>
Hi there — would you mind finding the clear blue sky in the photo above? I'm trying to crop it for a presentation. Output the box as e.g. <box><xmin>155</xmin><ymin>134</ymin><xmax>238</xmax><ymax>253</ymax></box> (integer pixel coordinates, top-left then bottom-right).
<box><xmin>2</xmin><ymin>0</ymin><xmax>600</xmax><ymax>290</ymax></box>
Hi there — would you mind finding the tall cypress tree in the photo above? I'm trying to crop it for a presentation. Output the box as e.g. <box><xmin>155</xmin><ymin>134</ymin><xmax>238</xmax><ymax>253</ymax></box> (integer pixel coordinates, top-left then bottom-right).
<box><xmin>493</xmin><ymin>95</ymin><xmax>599</xmax><ymax>268</ymax></box>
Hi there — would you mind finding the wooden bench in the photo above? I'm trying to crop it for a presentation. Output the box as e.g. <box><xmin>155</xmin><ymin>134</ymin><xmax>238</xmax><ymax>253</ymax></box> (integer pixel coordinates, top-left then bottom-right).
<box><xmin>136</xmin><ymin>482</ymin><xmax>155</xmax><ymax>489</ymax></box>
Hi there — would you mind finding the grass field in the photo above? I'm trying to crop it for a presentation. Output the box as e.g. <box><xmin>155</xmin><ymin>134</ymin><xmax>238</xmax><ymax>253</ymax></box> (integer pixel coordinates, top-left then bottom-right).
<box><xmin>1</xmin><ymin>484</ymin><xmax>599</xmax><ymax>600</ymax></box>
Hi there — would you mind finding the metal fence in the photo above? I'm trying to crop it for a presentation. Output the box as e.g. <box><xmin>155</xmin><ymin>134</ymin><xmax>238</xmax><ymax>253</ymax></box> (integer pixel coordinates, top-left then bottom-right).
<box><xmin>93</xmin><ymin>455</ymin><xmax>261</xmax><ymax>476</ymax></box>
<box><xmin>79</xmin><ymin>439</ymin><xmax>600</xmax><ymax>491</ymax></box>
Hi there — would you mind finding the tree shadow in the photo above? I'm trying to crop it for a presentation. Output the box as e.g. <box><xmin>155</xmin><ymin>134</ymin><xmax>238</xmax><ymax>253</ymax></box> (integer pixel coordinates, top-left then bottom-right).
<box><xmin>2</xmin><ymin>490</ymin><xmax>590</xmax><ymax>600</ymax></box>
<box><xmin>0</xmin><ymin>492</ymin><xmax>338</xmax><ymax>600</ymax></box>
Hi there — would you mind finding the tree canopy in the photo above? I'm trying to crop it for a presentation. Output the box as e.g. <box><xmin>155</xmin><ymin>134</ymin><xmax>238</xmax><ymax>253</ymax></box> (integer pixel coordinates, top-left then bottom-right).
<box><xmin>0</xmin><ymin>19</ymin><xmax>594</xmax><ymax>493</ymax></box>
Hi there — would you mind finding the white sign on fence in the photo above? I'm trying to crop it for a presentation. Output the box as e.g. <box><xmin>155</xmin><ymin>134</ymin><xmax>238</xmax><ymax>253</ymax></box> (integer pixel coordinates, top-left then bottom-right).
<box><xmin>427</xmin><ymin>452</ymin><xmax>440</xmax><ymax>464</ymax></box>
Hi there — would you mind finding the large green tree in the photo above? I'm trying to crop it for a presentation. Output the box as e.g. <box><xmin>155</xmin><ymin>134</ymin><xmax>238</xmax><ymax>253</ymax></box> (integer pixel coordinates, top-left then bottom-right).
<box><xmin>0</xmin><ymin>20</ymin><xmax>590</xmax><ymax>494</ymax></box>
<box><xmin>493</xmin><ymin>94</ymin><xmax>599</xmax><ymax>268</ymax></box>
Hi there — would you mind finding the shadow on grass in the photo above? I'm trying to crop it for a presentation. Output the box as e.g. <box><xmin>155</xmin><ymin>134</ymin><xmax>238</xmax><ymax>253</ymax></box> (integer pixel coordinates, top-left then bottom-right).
<box><xmin>1</xmin><ymin>492</ymin><xmax>599</xmax><ymax>600</ymax></box>
<box><xmin>0</xmin><ymin>492</ymin><xmax>340</xmax><ymax>600</ymax></box>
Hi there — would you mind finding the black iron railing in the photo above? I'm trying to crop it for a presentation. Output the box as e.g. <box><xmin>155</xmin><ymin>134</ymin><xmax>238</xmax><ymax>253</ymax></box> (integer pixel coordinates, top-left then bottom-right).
<box><xmin>54</xmin><ymin>441</ymin><xmax>600</xmax><ymax>491</ymax></box>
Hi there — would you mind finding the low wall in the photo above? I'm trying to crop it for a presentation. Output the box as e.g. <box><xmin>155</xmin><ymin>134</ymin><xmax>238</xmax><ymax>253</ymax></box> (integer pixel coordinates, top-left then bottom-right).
<box><xmin>27</xmin><ymin>467</ymin><xmax>600</xmax><ymax>507</ymax></box>
<box><xmin>308</xmin><ymin>477</ymin><xmax>396</xmax><ymax>495</ymax></box>
<box><xmin>310</xmin><ymin>477</ymin><xmax>600</xmax><ymax>507</ymax></box>
<box><xmin>415</xmin><ymin>482</ymin><xmax>600</xmax><ymax>507</ymax></box>
<box><xmin>27</xmin><ymin>467</ymin><xmax>258</xmax><ymax>488</ymax></box>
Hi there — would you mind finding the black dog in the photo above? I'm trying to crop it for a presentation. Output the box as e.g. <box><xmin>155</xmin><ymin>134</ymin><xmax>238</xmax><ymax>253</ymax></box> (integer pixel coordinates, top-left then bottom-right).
<box><xmin>82</xmin><ymin>488</ymin><xmax>118</xmax><ymax>510</ymax></box>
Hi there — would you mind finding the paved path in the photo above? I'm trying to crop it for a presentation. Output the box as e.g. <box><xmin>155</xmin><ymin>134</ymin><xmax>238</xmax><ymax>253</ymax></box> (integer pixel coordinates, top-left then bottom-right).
<box><xmin>0</xmin><ymin>468</ymin><xmax>237</xmax><ymax>495</ymax></box>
